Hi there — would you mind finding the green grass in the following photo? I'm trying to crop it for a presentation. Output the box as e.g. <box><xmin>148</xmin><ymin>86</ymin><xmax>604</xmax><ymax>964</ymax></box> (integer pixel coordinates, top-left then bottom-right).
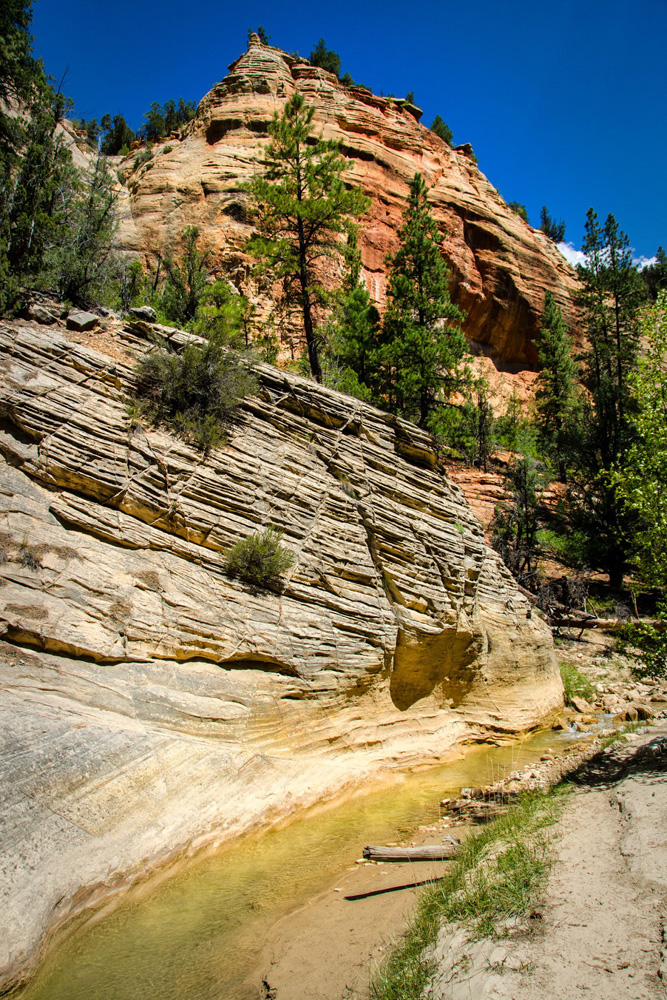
<box><xmin>559</xmin><ymin>661</ymin><xmax>595</xmax><ymax>705</ymax></box>
<box><xmin>370</xmin><ymin>789</ymin><xmax>568</xmax><ymax>1000</ymax></box>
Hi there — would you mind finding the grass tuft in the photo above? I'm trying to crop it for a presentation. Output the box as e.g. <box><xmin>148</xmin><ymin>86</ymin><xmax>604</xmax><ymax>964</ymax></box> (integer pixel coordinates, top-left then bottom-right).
<box><xmin>559</xmin><ymin>661</ymin><xmax>595</xmax><ymax>705</ymax></box>
<box><xmin>370</xmin><ymin>788</ymin><xmax>568</xmax><ymax>1000</ymax></box>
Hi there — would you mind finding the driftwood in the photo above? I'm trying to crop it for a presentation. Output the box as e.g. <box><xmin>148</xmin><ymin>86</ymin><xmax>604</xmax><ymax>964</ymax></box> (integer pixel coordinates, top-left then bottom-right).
<box><xmin>362</xmin><ymin>843</ymin><xmax>460</xmax><ymax>862</ymax></box>
<box><xmin>550</xmin><ymin>615</ymin><xmax>626</xmax><ymax>634</ymax></box>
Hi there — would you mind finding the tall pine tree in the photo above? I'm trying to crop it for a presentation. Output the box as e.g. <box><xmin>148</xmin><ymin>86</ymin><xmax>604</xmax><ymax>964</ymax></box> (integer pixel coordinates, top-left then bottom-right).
<box><xmin>568</xmin><ymin>209</ymin><xmax>644</xmax><ymax>587</ymax></box>
<box><xmin>382</xmin><ymin>172</ymin><xmax>466</xmax><ymax>427</ymax></box>
<box><xmin>246</xmin><ymin>92</ymin><xmax>369</xmax><ymax>382</ymax></box>
<box><xmin>534</xmin><ymin>291</ymin><xmax>578</xmax><ymax>482</ymax></box>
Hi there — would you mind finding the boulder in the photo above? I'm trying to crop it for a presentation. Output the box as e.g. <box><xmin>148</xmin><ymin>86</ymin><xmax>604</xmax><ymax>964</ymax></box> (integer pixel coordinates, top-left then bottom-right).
<box><xmin>26</xmin><ymin>303</ymin><xmax>59</xmax><ymax>325</ymax></box>
<box><xmin>571</xmin><ymin>695</ymin><xmax>593</xmax><ymax>714</ymax></box>
<box><xmin>65</xmin><ymin>309</ymin><xmax>99</xmax><ymax>331</ymax></box>
<box><xmin>129</xmin><ymin>305</ymin><xmax>157</xmax><ymax>322</ymax></box>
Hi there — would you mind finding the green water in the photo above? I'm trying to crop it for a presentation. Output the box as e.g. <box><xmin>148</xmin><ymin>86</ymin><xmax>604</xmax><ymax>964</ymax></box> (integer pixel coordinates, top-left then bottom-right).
<box><xmin>17</xmin><ymin>731</ymin><xmax>573</xmax><ymax>1000</ymax></box>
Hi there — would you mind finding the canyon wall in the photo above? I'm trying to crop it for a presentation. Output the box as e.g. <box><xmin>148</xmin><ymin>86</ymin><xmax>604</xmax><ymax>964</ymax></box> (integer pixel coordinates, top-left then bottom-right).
<box><xmin>115</xmin><ymin>37</ymin><xmax>579</xmax><ymax>367</ymax></box>
<box><xmin>0</xmin><ymin>318</ymin><xmax>561</xmax><ymax>990</ymax></box>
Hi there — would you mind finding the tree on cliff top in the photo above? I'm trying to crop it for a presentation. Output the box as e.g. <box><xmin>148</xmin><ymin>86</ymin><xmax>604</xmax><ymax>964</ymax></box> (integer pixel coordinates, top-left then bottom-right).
<box><xmin>309</xmin><ymin>39</ymin><xmax>341</xmax><ymax>77</ymax></box>
<box><xmin>246</xmin><ymin>92</ymin><xmax>369</xmax><ymax>382</ymax></box>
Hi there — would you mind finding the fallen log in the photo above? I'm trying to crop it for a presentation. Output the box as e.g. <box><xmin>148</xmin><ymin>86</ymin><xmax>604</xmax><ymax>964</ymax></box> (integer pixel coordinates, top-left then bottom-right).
<box><xmin>362</xmin><ymin>843</ymin><xmax>460</xmax><ymax>862</ymax></box>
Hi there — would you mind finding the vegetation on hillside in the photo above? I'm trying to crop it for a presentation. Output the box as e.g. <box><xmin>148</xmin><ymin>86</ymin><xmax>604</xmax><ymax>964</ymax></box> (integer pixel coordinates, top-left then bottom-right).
<box><xmin>2</xmin><ymin>0</ymin><xmax>666</xmax><ymax>671</ymax></box>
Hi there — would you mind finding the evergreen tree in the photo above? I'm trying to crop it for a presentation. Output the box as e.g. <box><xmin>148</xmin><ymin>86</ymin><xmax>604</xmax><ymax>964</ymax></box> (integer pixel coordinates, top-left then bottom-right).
<box><xmin>567</xmin><ymin>209</ymin><xmax>644</xmax><ymax>587</ymax></box>
<box><xmin>140</xmin><ymin>98</ymin><xmax>195</xmax><ymax>142</ymax></box>
<box><xmin>328</xmin><ymin>284</ymin><xmax>381</xmax><ymax>390</ymax></box>
<box><xmin>613</xmin><ymin>290</ymin><xmax>667</xmax><ymax>589</ymax></box>
<box><xmin>247</xmin><ymin>26</ymin><xmax>270</xmax><ymax>45</ymax></box>
<box><xmin>382</xmin><ymin>172</ymin><xmax>466</xmax><ymax>426</ymax></box>
<box><xmin>430</xmin><ymin>115</ymin><xmax>453</xmax><ymax>147</ymax></box>
<box><xmin>45</xmin><ymin>155</ymin><xmax>118</xmax><ymax>306</ymax></box>
<box><xmin>539</xmin><ymin>205</ymin><xmax>566</xmax><ymax>243</ymax></box>
<box><xmin>534</xmin><ymin>291</ymin><xmax>578</xmax><ymax>481</ymax></box>
<box><xmin>641</xmin><ymin>246</ymin><xmax>667</xmax><ymax>301</ymax></box>
<box><xmin>1</xmin><ymin>84</ymin><xmax>75</xmax><ymax>311</ymax></box>
<box><xmin>309</xmin><ymin>39</ymin><xmax>341</xmax><ymax>77</ymax></box>
<box><xmin>508</xmin><ymin>201</ymin><xmax>529</xmax><ymax>223</ymax></box>
<box><xmin>492</xmin><ymin>456</ymin><xmax>543</xmax><ymax>587</ymax></box>
<box><xmin>100</xmin><ymin>113</ymin><xmax>135</xmax><ymax>154</ymax></box>
<box><xmin>161</xmin><ymin>226</ymin><xmax>212</xmax><ymax>325</ymax></box>
<box><xmin>246</xmin><ymin>92</ymin><xmax>369</xmax><ymax>382</ymax></box>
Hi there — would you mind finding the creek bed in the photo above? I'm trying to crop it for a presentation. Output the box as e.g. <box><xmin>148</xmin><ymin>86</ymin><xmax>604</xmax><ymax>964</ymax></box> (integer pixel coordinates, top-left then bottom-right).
<box><xmin>16</xmin><ymin>728</ymin><xmax>586</xmax><ymax>1000</ymax></box>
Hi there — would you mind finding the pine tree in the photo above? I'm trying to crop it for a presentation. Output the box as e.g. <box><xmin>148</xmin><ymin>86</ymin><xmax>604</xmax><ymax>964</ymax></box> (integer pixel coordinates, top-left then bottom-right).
<box><xmin>539</xmin><ymin>206</ymin><xmax>566</xmax><ymax>243</ymax></box>
<box><xmin>430</xmin><ymin>115</ymin><xmax>453</xmax><ymax>147</ymax></box>
<box><xmin>160</xmin><ymin>226</ymin><xmax>212</xmax><ymax>326</ymax></box>
<box><xmin>567</xmin><ymin>209</ymin><xmax>645</xmax><ymax>587</ymax></box>
<box><xmin>246</xmin><ymin>92</ymin><xmax>369</xmax><ymax>382</ymax></box>
<box><xmin>382</xmin><ymin>172</ymin><xmax>466</xmax><ymax>426</ymax></box>
<box><xmin>309</xmin><ymin>39</ymin><xmax>341</xmax><ymax>77</ymax></box>
<box><xmin>534</xmin><ymin>291</ymin><xmax>578</xmax><ymax>482</ymax></box>
<box><xmin>45</xmin><ymin>155</ymin><xmax>118</xmax><ymax>306</ymax></box>
<box><xmin>492</xmin><ymin>456</ymin><xmax>543</xmax><ymax>588</ymax></box>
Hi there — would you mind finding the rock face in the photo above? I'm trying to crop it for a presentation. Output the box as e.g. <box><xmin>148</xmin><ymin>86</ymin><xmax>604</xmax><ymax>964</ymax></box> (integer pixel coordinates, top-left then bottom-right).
<box><xmin>0</xmin><ymin>319</ymin><xmax>561</xmax><ymax>991</ymax></box>
<box><xmin>115</xmin><ymin>37</ymin><xmax>580</xmax><ymax>368</ymax></box>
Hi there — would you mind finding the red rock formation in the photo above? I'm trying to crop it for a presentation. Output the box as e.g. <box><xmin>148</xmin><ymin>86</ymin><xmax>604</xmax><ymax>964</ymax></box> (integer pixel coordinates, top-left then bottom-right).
<box><xmin>116</xmin><ymin>35</ymin><xmax>580</xmax><ymax>368</ymax></box>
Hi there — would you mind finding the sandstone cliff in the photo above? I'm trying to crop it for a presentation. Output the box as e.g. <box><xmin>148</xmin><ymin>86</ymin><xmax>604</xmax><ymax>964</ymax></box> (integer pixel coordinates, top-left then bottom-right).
<box><xmin>114</xmin><ymin>36</ymin><xmax>579</xmax><ymax>367</ymax></box>
<box><xmin>0</xmin><ymin>318</ymin><xmax>561</xmax><ymax>991</ymax></box>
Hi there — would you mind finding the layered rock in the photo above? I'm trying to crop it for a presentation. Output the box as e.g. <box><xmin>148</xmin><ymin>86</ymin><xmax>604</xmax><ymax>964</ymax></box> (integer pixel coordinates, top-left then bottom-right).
<box><xmin>115</xmin><ymin>37</ymin><xmax>580</xmax><ymax>367</ymax></box>
<box><xmin>0</xmin><ymin>319</ymin><xmax>561</xmax><ymax>991</ymax></box>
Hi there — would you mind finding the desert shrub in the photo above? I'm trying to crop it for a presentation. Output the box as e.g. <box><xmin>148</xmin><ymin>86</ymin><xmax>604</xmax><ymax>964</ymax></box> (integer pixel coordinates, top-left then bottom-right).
<box><xmin>134</xmin><ymin>334</ymin><xmax>256</xmax><ymax>451</ymax></box>
<box><xmin>224</xmin><ymin>527</ymin><xmax>295</xmax><ymax>588</ymax></box>
<box><xmin>19</xmin><ymin>540</ymin><xmax>40</xmax><ymax>570</ymax></box>
<box><xmin>133</xmin><ymin>148</ymin><xmax>153</xmax><ymax>170</ymax></box>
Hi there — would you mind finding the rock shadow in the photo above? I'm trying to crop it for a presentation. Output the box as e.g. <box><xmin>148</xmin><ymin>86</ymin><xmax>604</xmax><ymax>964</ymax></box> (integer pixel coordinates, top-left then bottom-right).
<box><xmin>390</xmin><ymin>626</ymin><xmax>480</xmax><ymax>711</ymax></box>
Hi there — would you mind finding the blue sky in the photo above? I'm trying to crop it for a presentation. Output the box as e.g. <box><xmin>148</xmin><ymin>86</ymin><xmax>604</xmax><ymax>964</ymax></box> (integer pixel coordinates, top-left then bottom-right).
<box><xmin>31</xmin><ymin>0</ymin><xmax>666</xmax><ymax>260</ymax></box>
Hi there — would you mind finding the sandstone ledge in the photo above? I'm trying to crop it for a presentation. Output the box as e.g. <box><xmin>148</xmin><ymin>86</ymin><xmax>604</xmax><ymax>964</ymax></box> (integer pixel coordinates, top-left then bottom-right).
<box><xmin>0</xmin><ymin>320</ymin><xmax>561</xmax><ymax>991</ymax></box>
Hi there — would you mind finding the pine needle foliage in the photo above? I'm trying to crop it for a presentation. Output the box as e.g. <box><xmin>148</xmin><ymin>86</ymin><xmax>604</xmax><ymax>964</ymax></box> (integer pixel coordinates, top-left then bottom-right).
<box><xmin>383</xmin><ymin>172</ymin><xmax>466</xmax><ymax>427</ymax></box>
<box><xmin>534</xmin><ymin>291</ymin><xmax>578</xmax><ymax>481</ymax></box>
<box><xmin>246</xmin><ymin>92</ymin><xmax>370</xmax><ymax>382</ymax></box>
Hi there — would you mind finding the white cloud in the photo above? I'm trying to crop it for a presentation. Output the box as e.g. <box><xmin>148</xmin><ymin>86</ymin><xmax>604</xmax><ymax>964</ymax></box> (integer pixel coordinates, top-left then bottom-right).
<box><xmin>557</xmin><ymin>243</ymin><xmax>656</xmax><ymax>271</ymax></box>
<box><xmin>557</xmin><ymin>242</ymin><xmax>587</xmax><ymax>268</ymax></box>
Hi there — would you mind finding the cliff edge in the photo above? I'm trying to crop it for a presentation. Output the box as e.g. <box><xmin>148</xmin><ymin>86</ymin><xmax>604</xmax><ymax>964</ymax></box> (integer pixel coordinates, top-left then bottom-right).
<box><xmin>115</xmin><ymin>37</ymin><xmax>579</xmax><ymax>367</ymax></box>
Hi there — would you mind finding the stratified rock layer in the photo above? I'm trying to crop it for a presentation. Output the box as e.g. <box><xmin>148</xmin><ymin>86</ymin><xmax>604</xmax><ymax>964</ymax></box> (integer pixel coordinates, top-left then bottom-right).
<box><xmin>0</xmin><ymin>320</ymin><xmax>561</xmax><ymax>991</ymax></box>
<box><xmin>115</xmin><ymin>38</ymin><xmax>579</xmax><ymax>367</ymax></box>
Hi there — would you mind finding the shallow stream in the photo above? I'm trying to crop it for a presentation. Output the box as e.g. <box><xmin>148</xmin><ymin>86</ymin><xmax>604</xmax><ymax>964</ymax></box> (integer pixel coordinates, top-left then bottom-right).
<box><xmin>17</xmin><ymin>729</ymin><xmax>582</xmax><ymax>1000</ymax></box>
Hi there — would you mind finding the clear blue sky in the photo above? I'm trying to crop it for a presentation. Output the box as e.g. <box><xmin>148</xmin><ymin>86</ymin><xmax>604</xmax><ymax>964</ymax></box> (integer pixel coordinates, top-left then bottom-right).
<box><xmin>31</xmin><ymin>0</ymin><xmax>666</xmax><ymax>260</ymax></box>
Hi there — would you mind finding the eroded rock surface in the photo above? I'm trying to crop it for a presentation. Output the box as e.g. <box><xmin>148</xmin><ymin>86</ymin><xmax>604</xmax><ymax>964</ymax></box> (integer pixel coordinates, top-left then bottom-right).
<box><xmin>115</xmin><ymin>37</ymin><xmax>580</xmax><ymax>366</ymax></box>
<box><xmin>0</xmin><ymin>320</ymin><xmax>561</xmax><ymax>991</ymax></box>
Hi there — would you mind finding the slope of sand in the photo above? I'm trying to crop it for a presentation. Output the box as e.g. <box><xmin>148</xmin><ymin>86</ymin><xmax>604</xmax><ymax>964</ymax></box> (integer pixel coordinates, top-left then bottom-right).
<box><xmin>429</xmin><ymin>723</ymin><xmax>667</xmax><ymax>1000</ymax></box>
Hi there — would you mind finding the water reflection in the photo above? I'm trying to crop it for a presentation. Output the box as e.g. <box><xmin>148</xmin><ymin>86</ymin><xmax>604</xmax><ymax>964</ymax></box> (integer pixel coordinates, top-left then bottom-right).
<box><xmin>18</xmin><ymin>731</ymin><xmax>571</xmax><ymax>1000</ymax></box>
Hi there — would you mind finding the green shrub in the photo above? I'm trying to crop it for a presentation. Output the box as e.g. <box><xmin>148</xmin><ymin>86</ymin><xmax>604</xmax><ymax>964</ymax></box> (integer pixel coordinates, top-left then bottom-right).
<box><xmin>134</xmin><ymin>334</ymin><xmax>256</xmax><ymax>451</ymax></box>
<box><xmin>619</xmin><ymin>607</ymin><xmax>667</xmax><ymax>679</ymax></box>
<box><xmin>224</xmin><ymin>527</ymin><xmax>295</xmax><ymax>588</ymax></box>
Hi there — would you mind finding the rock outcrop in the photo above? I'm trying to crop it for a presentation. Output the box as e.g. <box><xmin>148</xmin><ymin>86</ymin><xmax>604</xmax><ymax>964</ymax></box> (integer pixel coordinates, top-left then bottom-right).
<box><xmin>0</xmin><ymin>319</ymin><xmax>561</xmax><ymax>991</ymax></box>
<box><xmin>115</xmin><ymin>37</ymin><xmax>580</xmax><ymax>367</ymax></box>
